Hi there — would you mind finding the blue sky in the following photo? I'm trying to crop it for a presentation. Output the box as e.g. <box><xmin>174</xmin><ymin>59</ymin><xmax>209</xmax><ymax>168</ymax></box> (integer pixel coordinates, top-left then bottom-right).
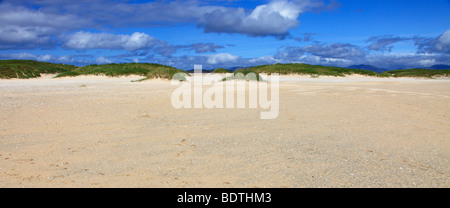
<box><xmin>0</xmin><ymin>0</ymin><xmax>449</xmax><ymax>70</ymax></box>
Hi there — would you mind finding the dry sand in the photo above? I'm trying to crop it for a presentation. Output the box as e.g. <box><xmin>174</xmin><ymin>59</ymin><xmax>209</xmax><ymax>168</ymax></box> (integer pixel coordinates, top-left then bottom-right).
<box><xmin>0</xmin><ymin>74</ymin><xmax>448</xmax><ymax>187</ymax></box>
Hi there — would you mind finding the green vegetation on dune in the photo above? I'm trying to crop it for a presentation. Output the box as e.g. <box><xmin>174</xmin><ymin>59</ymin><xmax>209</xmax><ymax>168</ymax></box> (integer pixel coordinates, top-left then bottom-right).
<box><xmin>70</xmin><ymin>63</ymin><xmax>150</xmax><ymax>76</ymax></box>
<box><xmin>2</xmin><ymin>60</ymin><xmax>450</xmax><ymax>80</ymax></box>
<box><xmin>0</xmin><ymin>60</ymin><xmax>77</xmax><ymax>79</ymax></box>
<box><xmin>234</xmin><ymin>64</ymin><xmax>450</xmax><ymax>79</ymax></box>
<box><xmin>242</xmin><ymin>63</ymin><xmax>380</xmax><ymax>77</ymax></box>
<box><xmin>1</xmin><ymin>61</ymin><xmax>188</xmax><ymax>81</ymax></box>
<box><xmin>380</xmin><ymin>69</ymin><xmax>450</xmax><ymax>78</ymax></box>
<box><xmin>145</xmin><ymin>65</ymin><xmax>189</xmax><ymax>81</ymax></box>
<box><xmin>54</xmin><ymin>71</ymin><xmax>82</xmax><ymax>77</ymax></box>
<box><xmin>211</xmin><ymin>68</ymin><xmax>231</xmax><ymax>73</ymax></box>
<box><xmin>55</xmin><ymin>63</ymin><xmax>189</xmax><ymax>81</ymax></box>
<box><xmin>226</xmin><ymin>64</ymin><xmax>449</xmax><ymax>80</ymax></box>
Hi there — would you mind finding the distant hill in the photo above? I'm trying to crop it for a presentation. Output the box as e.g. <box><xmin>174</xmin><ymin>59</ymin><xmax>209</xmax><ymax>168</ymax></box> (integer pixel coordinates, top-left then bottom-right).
<box><xmin>347</xmin><ymin>64</ymin><xmax>387</xmax><ymax>73</ymax></box>
<box><xmin>0</xmin><ymin>60</ymin><xmax>77</xmax><ymax>79</ymax></box>
<box><xmin>427</xmin><ymin>64</ymin><xmax>450</xmax><ymax>70</ymax></box>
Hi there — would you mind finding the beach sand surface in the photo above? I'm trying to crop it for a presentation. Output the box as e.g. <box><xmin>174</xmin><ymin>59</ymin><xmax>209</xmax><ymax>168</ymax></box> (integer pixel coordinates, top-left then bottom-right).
<box><xmin>0</xmin><ymin>74</ymin><xmax>448</xmax><ymax>187</ymax></box>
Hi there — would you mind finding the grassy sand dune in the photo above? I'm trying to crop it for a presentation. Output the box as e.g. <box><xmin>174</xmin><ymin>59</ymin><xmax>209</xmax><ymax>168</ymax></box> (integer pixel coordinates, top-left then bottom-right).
<box><xmin>0</xmin><ymin>60</ymin><xmax>77</xmax><ymax>79</ymax></box>
<box><xmin>240</xmin><ymin>63</ymin><xmax>382</xmax><ymax>77</ymax></box>
<box><xmin>211</xmin><ymin>68</ymin><xmax>231</xmax><ymax>73</ymax></box>
<box><xmin>381</xmin><ymin>68</ymin><xmax>450</xmax><ymax>78</ymax></box>
<box><xmin>1</xmin><ymin>60</ymin><xmax>450</xmax><ymax>80</ymax></box>
<box><xmin>55</xmin><ymin>63</ymin><xmax>188</xmax><ymax>81</ymax></box>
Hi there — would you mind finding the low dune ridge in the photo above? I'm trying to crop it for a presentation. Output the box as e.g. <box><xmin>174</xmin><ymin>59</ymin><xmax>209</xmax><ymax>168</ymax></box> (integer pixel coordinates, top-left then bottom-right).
<box><xmin>0</xmin><ymin>75</ymin><xmax>448</xmax><ymax>187</ymax></box>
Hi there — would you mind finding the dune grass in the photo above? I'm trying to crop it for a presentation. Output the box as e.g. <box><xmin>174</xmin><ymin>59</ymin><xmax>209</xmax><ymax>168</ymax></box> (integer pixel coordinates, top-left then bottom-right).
<box><xmin>54</xmin><ymin>63</ymin><xmax>189</xmax><ymax>81</ymax></box>
<box><xmin>211</xmin><ymin>68</ymin><xmax>231</xmax><ymax>73</ymax></box>
<box><xmin>380</xmin><ymin>69</ymin><xmax>450</xmax><ymax>78</ymax></box>
<box><xmin>220</xmin><ymin>63</ymin><xmax>381</xmax><ymax>81</ymax></box>
<box><xmin>242</xmin><ymin>63</ymin><xmax>381</xmax><ymax>77</ymax></box>
<box><xmin>0</xmin><ymin>60</ymin><xmax>77</xmax><ymax>79</ymax></box>
<box><xmin>54</xmin><ymin>71</ymin><xmax>82</xmax><ymax>77</ymax></box>
<box><xmin>232</xmin><ymin>63</ymin><xmax>450</xmax><ymax>79</ymax></box>
<box><xmin>2</xmin><ymin>60</ymin><xmax>450</xmax><ymax>81</ymax></box>
<box><xmin>144</xmin><ymin>65</ymin><xmax>189</xmax><ymax>81</ymax></box>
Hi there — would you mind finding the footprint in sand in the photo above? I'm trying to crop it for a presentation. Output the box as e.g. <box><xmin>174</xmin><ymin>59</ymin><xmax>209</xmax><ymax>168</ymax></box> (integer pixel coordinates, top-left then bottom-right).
<box><xmin>176</xmin><ymin>139</ymin><xmax>197</xmax><ymax>157</ymax></box>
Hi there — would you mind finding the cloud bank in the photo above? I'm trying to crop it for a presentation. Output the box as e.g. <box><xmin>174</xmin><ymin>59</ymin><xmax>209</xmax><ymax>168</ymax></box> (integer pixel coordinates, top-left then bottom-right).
<box><xmin>0</xmin><ymin>2</ymin><xmax>90</xmax><ymax>49</ymax></box>
<box><xmin>62</xmin><ymin>32</ymin><xmax>161</xmax><ymax>51</ymax></box>
<box><xmin>2</xmin><ymin>0</ymin><xmax>336</xmax><ymax>42</ymax></box>
<box><xmin>416</xmin><ymin>29</ymin><xmax>450</xmax><ymax>54</ymax></box>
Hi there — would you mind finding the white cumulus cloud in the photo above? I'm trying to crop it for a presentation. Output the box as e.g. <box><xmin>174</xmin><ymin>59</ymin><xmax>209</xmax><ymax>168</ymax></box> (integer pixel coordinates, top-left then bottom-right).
<box><xmin>207</xmin><ymin>53</ymin><xmax>240</xmax><ymax>64</ymax></box>
<box><xmin>199</xmin><ymin>0</ymin><xmax>333</xmax><ymax>39</ymax></box>
<box><xmin>62</xmin><ymin>31</ymin><xmax>161</xmax><ymax>51</ymax></box>
<box><xmin>96</xmin><ymin>56</ymin><xmax>112</xmax><ymax>64</ymax></box>
<box><xmin>0</xmin><ymin>2</ymin><xmax>90</xmax><ymax>49</ymax></box>
<box><xmin>435</xmin><ymin>29</ymin><xmax>450</xmax><ymax>53</ymax></box>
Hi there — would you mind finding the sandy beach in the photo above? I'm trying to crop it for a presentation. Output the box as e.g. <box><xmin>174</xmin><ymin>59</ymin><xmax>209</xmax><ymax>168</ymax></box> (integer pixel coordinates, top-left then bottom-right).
<box><xmin>0</xmin><ymin>74</ymin><xmax>448</xmax><ymax>187</ymax></box>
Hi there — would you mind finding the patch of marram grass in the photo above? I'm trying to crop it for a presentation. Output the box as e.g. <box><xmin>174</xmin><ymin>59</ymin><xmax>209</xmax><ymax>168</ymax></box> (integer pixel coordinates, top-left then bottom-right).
<box><xmin>225</xmin><ymin>64</ymin><xmax>450</xmax><ymax>79</ymax></box>
<box><xmin>243</xmin><ymin>63</ymin><xmax>380</xmax><ymax>77</ymax></box>
<box><xmin>380</xmin><ymin>69</ymin><xmax>450</xmax><ymax>78</ymax></box>
<box><xmin>54</xmin><ymin>71</ymin><xmax>82</xmax><ymax>78</ymax></box>
<box><xmin>212</xmin><ymin>68</ymin><xmax>231</xmax><ymax>73</ymax></box>
<box><xmin>223</xmin><ymin>63</ymin><xmax>380</xmax><ymax>81</ymax></box>
<box><xmin>55</xmin><ymin>63</ymin><xmax>188</xmax><ymax>81</ymax></box>
<box><xmin>68</xmin><ymin>63</ymin><xmax>153</xmax><ymax>76</ymax></box>
<box><xmin>3</xmin><ymin>60</ymin><xmax>450</xmax><ymax>81</ymax></box>
<box><xmin>146</xmin><ymin>66</ymin><xmax>188</xmax><ymax>80</ymax></box>
<box><xmin>0</xmin><ymin>60</ymin><xmax>77</xmax><ymax>79</ymax></box>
